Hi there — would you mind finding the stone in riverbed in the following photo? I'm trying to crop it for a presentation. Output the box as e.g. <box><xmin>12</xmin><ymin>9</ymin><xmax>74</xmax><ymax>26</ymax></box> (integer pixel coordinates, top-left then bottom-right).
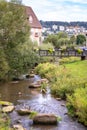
<box><xmin>33</xmin><ymin>114</ymin><xmax>58</xmax><ymax>125</ymax></box>
<box><xmin>29</xmin><ymin>74</ymin><xmax>35</xmax><ymax>78</ymax></box>
<box><xmin>13</xmin><ymin>124</ymin><xmax>25</xmax><ymax>130</ymax></box>
<box><xmin>29</xmin><ymin>83</ymin><xmax>41</xmax><ymax>88</ymax></box>
<box><xmin>56</xmin><ymin>98</ymin><xmax>61</xmax><ymax>101</ymax></box>
<box><xmin>17</xmin><ymin>108</ymin><xmax>32</xmax><ymax>115</ymax></box>
<box><xmin>2</xmin><ymin>105</ymin><xmax>15</xmax><ymax>113</ymax></box>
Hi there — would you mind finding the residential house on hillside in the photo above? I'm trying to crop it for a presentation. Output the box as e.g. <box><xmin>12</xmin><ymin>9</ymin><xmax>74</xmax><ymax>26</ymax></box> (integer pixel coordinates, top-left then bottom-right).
<box><xmin>25</xmin><ymin>6</ymin><xmax>42</xmax><ymax>45</ymax></box>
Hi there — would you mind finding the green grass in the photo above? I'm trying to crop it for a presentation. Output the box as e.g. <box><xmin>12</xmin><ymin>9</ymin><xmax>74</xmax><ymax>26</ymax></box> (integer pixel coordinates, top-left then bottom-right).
<box><xmin>64</xmin><ymin>60</ymin><xmax>87</xmax><ymax>79</ymax></box>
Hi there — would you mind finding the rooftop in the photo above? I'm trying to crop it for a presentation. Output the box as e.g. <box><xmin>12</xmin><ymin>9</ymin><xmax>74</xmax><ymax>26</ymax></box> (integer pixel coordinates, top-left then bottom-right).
<box><xmin>25</xmin><ymin>6</ymin><xmax>42</xmax><ymax>29</ymax></box>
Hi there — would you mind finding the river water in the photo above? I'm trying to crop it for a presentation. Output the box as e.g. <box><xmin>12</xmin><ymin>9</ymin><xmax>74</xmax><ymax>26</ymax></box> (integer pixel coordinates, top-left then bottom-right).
<box><xmin>0</xmin><ymin>75</ymin><xmax>86</xmax><ymax>130</ymax></box>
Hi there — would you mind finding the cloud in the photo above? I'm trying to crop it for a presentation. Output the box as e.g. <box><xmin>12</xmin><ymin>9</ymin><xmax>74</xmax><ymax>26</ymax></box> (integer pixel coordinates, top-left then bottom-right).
<box><xmin>8</xmin><ymin>0</ymin><xmax>87</xmax><ymax>21</ymax></box>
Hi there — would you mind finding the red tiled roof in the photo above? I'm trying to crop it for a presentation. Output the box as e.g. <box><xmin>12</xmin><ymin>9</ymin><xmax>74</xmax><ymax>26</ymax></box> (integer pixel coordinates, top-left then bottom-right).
<box><xmin>25</xmin><ymin>6</ymin><xmax>42</xmax><ymax>29</ymax></box>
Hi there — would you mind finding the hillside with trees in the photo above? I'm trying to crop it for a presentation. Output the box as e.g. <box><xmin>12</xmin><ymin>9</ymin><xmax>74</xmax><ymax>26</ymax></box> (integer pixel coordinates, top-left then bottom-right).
<box><xmin>40</xmin><ymin>20</ymin><xmax>87</xmax><ymax>29</ymax></box>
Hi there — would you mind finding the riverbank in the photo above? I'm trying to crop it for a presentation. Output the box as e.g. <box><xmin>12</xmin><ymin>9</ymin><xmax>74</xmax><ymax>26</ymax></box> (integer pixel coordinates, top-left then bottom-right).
<box><xmin>35</xmin><ymin>59</ymin><xmax>87</xmax><ymax>126</ymax></box>
<box><xmin>0</xmin><ymin>73</ymin><xmax>87</xmax><ymax>130</ymax></box>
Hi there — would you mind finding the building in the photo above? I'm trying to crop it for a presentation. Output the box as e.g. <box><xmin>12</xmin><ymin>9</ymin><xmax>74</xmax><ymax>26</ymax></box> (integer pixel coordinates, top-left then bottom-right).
<box><xmin>25</xmin><ymin>6</ymin><xmax>42</xmax><ymax>45</ymax></box>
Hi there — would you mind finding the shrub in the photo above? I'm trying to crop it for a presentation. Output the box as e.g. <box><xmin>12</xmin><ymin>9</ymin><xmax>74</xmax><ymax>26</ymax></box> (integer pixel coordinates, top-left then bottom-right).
<box><xmin>76</xmin><ymin>49</ymin><xmax>83</xmax><ymax>54</ymax></box>
<box><xmin>59</xmin><ymin>57</ymin><xmax>80</xmax><ymax>65</ymax></box>
<box><xmin>35</xmin><ymin>63</ymin><xmax>57</xmax><ymax>77</ymax></box>
<box><xmin>39</xmin><ymin>42</ymin><xmax>54</xmax><ymax>50</ymax></box>
<box><xmin>40</xmin><ymin>57</ymin><xmax>53</xmax><ymax>63</ymax></box>
<box><xmin>50</xmin><ymin>73</ymin><xmax>86</xmax><ymax>99</ymax></box>
<box><xmin>35</xmin><ymin>63</ymin><xmax>87</xmax><ymax>99</ymax></box>
<box><xmin>67</xmin><ymin>87</ymin><xmax>87</xmax><ymax>126</ymax></box>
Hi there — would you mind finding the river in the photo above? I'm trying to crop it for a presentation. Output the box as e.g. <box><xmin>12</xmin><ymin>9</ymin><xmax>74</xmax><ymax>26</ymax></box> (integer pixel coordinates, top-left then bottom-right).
<box><xmin>0</xmin><ymin>75</ymin><xmax>86</xmax><ymax>130</ymax></box>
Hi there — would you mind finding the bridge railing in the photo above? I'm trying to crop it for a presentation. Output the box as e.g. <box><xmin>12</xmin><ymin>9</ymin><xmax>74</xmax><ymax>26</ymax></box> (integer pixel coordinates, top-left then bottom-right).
<box><xmin>38</xmin><ymin>49</ymin><xmax>84</xmax><ymax>57</ymax></box>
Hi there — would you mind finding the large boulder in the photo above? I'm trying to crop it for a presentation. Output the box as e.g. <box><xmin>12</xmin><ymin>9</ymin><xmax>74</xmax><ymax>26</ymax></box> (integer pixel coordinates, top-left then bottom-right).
<box><xmin>33</xmin><ymin>114</ymin><xmax>58</xmax><ymax>125</ymax></box>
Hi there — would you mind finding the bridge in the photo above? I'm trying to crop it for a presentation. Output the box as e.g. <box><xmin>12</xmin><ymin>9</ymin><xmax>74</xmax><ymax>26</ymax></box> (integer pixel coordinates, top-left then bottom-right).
<box><xmin>38</xmin><ymin>49</ymin><xmax>87</xmax><ymax>57</ymax></box>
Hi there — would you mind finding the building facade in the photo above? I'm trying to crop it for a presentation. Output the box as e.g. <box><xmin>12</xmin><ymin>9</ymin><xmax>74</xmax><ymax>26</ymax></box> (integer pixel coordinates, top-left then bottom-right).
<box><xmin>25</xmin><ymin>6</ymin><xmax>42</xmax><ymax>45</ymax></box>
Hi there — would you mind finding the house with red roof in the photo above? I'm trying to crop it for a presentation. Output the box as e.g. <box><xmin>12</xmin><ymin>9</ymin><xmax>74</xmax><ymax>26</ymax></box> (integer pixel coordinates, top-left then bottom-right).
<box><xmin>25</xmin><ymin>6</ymin><xmax>42</xmax><ymax>45</ymax></box>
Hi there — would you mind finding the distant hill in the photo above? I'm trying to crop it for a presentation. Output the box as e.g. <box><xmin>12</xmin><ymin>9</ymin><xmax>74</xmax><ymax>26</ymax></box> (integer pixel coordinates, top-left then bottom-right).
<box><xmin>40</xmin><ymin>20</ymin><xmax>87</xmax><ymax>29</ymax></box>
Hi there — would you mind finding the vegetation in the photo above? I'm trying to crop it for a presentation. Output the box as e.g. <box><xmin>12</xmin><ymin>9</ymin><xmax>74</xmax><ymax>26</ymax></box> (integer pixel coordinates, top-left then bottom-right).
<box><xmin>59</xmin><ymin>57</ymin><xmax>80</xmax><ymax>64</ymax></box>
<box><xmin>44</xmin><ymin>32</ymin><xmax>70</xmax><ymax>48</ymax></box>
<box><xmin>39</xmin><ymin>42</ymin><xmax>54</xmax><ymax>50</ymax></box>
<box><xmin>76</xmin><ymin>34</ymin><xmax>86</xmax><ymax>45</ymax></box>
<box><xmin>0</xmin><ymin>0</ymin><xmax>87</xmax><ymax>127</ymax></box>
<box><xmin>0</xmin><ymin>0</ymin><xmax>41</xmax><ymax>80</ymax></box>
<box><xmin>40</xmin><ymin>20</ymin><xmax>87</xmax><ymax>30</ymax></box>
<box><xmin>35</xmin><ymin>59</ymin><xmax>87</xmax><ymax>125</ymax></box>
<box><xmin>0</xmin><ymin>107</ymin><xmax>10</xmax><ymax>130</ymax></box>
<box><xmin>67</xmin><ymin>87</ymin><xmax>87</xmax><ymax>125</ymax></box>
<box><xmin>29</xmin><ymin>111</ymin><xmax>38</xmax><ymax>119</ymax></box>
<box><xmin>44</xmin><ymin>31</ymin><xmax>86</xmax><ymax>49</ymax></box>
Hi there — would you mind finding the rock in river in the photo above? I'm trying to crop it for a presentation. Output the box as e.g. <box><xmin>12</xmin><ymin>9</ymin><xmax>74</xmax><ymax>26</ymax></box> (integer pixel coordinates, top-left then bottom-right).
<box><xmin>33</xmin><ymin>114</ymin><xmax>58</xmax><ymax>125</ymax></box>
<box><xmin>2</xmin><ymin>105</ymin><xmax>15</xmax><ymax>113</ymax></box>
<box><xmin>13</xmin><ymin>124</ymin><xmax>25</xmax><ymax>130</ymax></box>
<box><xmin>17</xmin><ymin>108</ymin><xmax>32</xmax><ymax>115</ymax></box>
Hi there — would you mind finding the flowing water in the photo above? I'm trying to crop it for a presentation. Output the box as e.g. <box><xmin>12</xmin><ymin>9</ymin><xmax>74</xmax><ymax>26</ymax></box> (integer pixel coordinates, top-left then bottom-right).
<box><xmin>0</xmin><ymin>75</ymin><xmax>86</xmax><ymax>130</ymax></box>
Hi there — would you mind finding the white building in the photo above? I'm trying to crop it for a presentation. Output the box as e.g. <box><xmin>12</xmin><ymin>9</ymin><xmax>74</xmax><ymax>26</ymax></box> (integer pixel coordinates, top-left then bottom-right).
<box><xmin>25</xmin><ymin>6</ymin><xmax>42</xmax><ymax>45</ymax></box>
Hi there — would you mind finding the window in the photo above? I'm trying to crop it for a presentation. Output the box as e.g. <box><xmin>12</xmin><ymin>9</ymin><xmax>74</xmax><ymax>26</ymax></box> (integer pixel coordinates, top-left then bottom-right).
<box><xmin>29</xmin><ymin>15</ymin><xmax>33</xmax><ymax>23</ymax></box>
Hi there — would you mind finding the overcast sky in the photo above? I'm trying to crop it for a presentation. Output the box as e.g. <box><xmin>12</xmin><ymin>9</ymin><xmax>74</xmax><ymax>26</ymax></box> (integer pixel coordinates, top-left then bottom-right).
<box><xmin>8</xmin><ymin>0</ymin><xmax>87</xmax><ymax>22</ymax></box>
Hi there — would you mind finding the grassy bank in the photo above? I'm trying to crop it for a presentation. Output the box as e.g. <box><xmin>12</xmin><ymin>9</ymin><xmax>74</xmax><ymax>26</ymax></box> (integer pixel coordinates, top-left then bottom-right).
<box><xmin>35</xmin><ymin>58</ymin><xmax>87</xmax><ymax>125</ymax></box>
<box><xmin>65</xmin><ymin>60</ymin><xmax>87</xmax><ymax>78</ymax></box>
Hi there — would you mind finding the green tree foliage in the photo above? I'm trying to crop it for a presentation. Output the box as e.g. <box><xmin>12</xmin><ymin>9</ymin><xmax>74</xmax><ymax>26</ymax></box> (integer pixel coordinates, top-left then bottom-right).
<box><xmin>0</xmin><ymin>0</ymin><xmax>39</xmax><ymax>80</ymax></box>
<box><xmin>0</xmin><ymin>0</ymin><xmax>29</xmax><ymax>49</ymax></box>
<box><xmin>76</xmin><ymin>34</ymin><xmax>86</xmax><ymax>45</ymax></box>
<box><xmin>39</xmin><ymin>42</ymin><xmax>54</xmax><ymax>50</ymax></box>
<box><xmin>44</xmin><ymin>34</ymin><xmax>58</xmax><ymax>47</ymax></box>
<box><xmin>0</xmin><ymin>46</ymin><xmax>9</xmax><ymax>80</ymax></box>
<box><xmin>17</xmin><ymin>40</ymin><xmax>41</xmax><ymax>73</ymax></box>
<box><xmin>70</xmin><ymin>35</ymin><xmax>76</xmax><ymax>44</ymax></box>
<box><xmin>57</xmin><ymin>32</ymin><xmax>68</xmax><ymax>39</ymax></box>
<box><xmin>44</xmin><ymin>32</ymin><xmax>69</xmax><ymax>48</ymax></box>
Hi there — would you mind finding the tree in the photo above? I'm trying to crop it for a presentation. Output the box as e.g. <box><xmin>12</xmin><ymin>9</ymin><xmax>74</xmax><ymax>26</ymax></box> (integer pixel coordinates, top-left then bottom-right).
<box><xmin>76</xmin><ymin>34</ymin><xmax>86</xmax><ymax>45</ymax></box>
<box><xmin>57</xmin><ymin>32</ymin><xmax>68</xmax><ymax>39</ymax></box>
<box><xmin>0</xmin><ymin>46</ymin><xmax>9</xmax><ymax>80</ymax></box>
<box><xmin>44</xmin><ymin>32</ymin><xmax>69</xmax><ymax>48</ymax></box>
<box><xmin>0</xmin><ymin>0</ymin><xmax>31</xmax><ymax>79</ymax></box>
<box><xmin>70</xmin><ymin>35</ymin><xmax>76</xmax><ymax>44</ymax></box>
<box><xmin>44</xmin><ymin>34</ymin><xmax>57</xmax><ymax>46</ymax></box>
<box><xmin>0</xmin><ymin>0</ymin><xmax>30</xmax><ymax>49</ymax></box>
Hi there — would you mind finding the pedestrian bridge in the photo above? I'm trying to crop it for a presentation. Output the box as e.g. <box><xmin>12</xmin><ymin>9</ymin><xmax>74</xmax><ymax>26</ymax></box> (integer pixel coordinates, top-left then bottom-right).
<box><xmin>38</xmin><ymin>49</ymin><xmax>86</xmax><ymax>57</ymax></box>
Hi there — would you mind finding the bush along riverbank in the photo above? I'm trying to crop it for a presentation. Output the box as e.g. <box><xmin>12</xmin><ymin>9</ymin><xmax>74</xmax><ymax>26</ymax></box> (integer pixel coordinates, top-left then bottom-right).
<box><xmin>35</xmin><ymin>58</ymin><xmax>87</xmax><ymax>126</ymax></box>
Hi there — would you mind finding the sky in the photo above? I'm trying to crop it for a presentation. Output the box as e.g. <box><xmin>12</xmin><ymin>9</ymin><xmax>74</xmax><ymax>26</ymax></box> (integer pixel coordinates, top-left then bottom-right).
<box><xmin>22</xmin><ymin>0</ymin><xmax>87</xmax><ymax>22</ymax></box>
<box><xmin>9</xmin><ymin>0</ymin><xmax>87</xmax><ymax>22</ymax></box>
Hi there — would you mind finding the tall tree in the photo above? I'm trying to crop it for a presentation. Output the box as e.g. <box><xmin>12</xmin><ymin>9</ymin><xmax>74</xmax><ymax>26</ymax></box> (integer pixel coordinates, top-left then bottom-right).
<box><xmin>70</xmin><ymin>35</ymin><xmax>76</xmax><ymax>44</ymax></box>
<box><xmin>76</xmin><ymin>34</ymin><xmax>86</xmax><ymax>45</ymax></box>
<box><xmin>57</xmin><ymin>32</ymin><xmax>68</xmax><ymax>39</ymax></box>
<box><xmin>0</xmin><ymin>0</ymin><xmax>30</xmax><ymax>79</ymax></box>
